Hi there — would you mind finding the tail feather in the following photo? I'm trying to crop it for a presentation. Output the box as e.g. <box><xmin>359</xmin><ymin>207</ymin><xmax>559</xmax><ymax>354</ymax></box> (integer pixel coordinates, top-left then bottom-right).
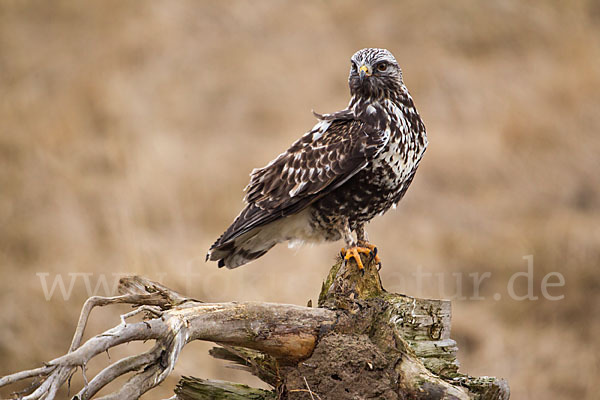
<box><xmin>207</xmin><ymin>207</ymin><xmax>315</xmax><ymax>269</ymax></box>
<box><xmin>207</xmin><ymin>226</ymin><xmax>277</xmax><ymax>269</ymax></box>
<box><xmin>218</xmin><ymin>247</ymin><xmax>272</xmax><ymax>269</ymax></box>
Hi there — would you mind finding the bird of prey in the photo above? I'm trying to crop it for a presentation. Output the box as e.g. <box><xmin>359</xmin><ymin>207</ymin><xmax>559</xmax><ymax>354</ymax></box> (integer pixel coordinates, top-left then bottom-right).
<box><xmin>207</xmin><ymin>48</ymin><xmax>427</xmax><ymax>271</ymax></box>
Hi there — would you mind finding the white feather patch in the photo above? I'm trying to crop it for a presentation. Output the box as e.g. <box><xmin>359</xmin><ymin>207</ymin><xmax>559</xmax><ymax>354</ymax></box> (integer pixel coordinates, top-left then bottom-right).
<box><xmin>289</xmin><ymin>181</ymin><xmax>306</xmax><ymax>197</ymax></box>
<box><xmin>288</xmin><ymin>239</ymin><xmax>305</xmax><ymax>249</ymax></box>
<box><xmin>311</xmin><ymin>120</ymin><xmax>331</xmax><ymax>140</ymax></box>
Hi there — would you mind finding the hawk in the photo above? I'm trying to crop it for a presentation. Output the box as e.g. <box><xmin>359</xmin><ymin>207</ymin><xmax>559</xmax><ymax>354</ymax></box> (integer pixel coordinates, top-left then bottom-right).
<box><xmin>207</xmin><ymin>48</ymin><xmax>427</xmax><ymax>271</ymax></box>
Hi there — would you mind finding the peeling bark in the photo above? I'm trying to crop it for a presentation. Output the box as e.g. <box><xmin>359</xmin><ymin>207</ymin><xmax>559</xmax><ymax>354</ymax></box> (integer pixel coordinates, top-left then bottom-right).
<box><xmin>0</xmin><ymin>256</ymin><xmax>509</xmax><ymax>400</ymax></box>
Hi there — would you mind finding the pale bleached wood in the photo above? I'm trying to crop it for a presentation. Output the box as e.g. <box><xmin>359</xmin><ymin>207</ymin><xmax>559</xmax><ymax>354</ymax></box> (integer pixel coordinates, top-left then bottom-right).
<box><xmin>0</xmin><ymin>277</ymin><xmax>335</xmax><ymax>400</ymax></box>
<box><xmin>0</xmin><ymin>257</ymin><xmax>509</xmax><ymax>400</ymax></box>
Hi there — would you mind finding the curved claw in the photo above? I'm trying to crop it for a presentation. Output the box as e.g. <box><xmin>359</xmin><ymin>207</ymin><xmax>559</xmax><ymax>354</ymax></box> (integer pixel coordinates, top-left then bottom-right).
<box><xmin>340</xmin><ymin>246</ymin><xmax>378</xmax><ymax>273</ymax></box>
<box><xmin>370</xmin><ymin>247</ymin><xmax>382</xmax><ymax>270</ymax></box>
<box><xmin>358</xmin><ymin>242</ymin><xmax>382</xmax><ymax>266</ymax></box>
<box><xmin>369</xmin><ymin>246</ymin><xmax>378</xmax><ymax>263</ymax></box>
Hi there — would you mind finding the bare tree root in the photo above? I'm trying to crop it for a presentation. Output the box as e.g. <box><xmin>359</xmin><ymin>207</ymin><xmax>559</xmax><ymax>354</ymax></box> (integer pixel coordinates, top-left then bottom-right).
<box><xmin>0</xmin><ymin>276</ymin><xmax>335</xmax><ymax>400</ymax></box>
<box><xmin>1</xmin><ymin>257</ymin><xmax>509</xmax><ymax>400</ymax></box>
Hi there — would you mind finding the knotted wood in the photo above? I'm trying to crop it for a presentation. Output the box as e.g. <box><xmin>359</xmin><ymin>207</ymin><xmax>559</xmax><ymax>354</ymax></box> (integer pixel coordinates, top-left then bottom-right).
<box><xmin>0</xmin><ymin>255</ymin><xmax>509</xmax><ymax>400</ymax></box>
<box><xmin>182</xmin><ymin>255</ymin><xmax>509</xmax><ymax>399</ymax></box>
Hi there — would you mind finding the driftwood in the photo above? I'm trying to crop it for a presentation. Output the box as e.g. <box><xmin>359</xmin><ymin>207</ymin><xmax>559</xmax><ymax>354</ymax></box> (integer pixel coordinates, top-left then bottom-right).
<box><xmin>0</xmin><ymin>254</ymin><xmax>509</xmax><ymax>399</ymax></box>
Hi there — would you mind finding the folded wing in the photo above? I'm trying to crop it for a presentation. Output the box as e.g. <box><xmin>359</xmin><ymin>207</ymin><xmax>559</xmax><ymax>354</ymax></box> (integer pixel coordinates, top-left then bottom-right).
<box><xmin>210</xmin><ymin>116</ymin><xmax>388</xmax><ymax>251</ymax></box>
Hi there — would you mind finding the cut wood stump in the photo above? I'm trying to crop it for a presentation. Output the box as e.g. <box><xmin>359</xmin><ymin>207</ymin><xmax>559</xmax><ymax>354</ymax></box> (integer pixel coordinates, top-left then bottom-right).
<box><xmin>0</xmin><ymin>254</ymin><xmax>509</xmax><ymax>399</ymax></box>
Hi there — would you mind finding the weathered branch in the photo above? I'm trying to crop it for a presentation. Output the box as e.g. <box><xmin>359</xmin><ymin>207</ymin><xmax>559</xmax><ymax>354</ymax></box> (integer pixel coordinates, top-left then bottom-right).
<box><xmin>0</xmin><ymin>276</ymin><xmax>335</xmax><ymax>399</ymax></box>
<box><xmin>0</xmin><ymin>256</ymin><xmax>509</xmax><ymax>399</ymax></box>
<box><xmin>175</xmin><ymin>377</ymin><xmax>276</xmax><ymax>400</ymax></box>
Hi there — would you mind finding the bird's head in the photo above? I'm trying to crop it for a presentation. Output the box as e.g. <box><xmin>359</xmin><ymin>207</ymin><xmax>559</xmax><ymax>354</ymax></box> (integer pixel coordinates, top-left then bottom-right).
<box><xmin>348</xmin><ymin>48</ymin><xmax>404</xmax><ymax>99</ymax></box>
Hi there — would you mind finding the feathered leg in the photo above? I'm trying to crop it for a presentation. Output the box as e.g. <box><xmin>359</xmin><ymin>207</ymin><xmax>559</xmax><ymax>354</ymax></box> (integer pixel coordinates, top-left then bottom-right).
<box><xmin>356</xmin><ymin>224</ymin><xmax>382</xmax><ymax>268</ymax></box>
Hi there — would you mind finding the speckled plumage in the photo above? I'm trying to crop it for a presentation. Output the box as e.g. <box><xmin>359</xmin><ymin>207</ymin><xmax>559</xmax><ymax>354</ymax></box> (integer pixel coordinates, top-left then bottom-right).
<box><xmin>208</xmin><ymin>48</ymin><xmax>427</xmax><ymax>269</ymax></box>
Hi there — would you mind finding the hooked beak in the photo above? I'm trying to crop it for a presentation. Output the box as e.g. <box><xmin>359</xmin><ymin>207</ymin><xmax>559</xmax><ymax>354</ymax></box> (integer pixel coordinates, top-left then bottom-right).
<box><xmin>359</xmin><ymin>64</ymin><xmax>372</xmax><ymax>80</ymax></box>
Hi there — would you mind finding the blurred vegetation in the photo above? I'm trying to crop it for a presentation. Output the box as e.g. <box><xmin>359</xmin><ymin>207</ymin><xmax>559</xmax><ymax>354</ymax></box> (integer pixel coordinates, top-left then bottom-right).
<box><xmin>1</xmin><ymin>1</ymin><xmax>599</xmax><ymax>398</ymax></box>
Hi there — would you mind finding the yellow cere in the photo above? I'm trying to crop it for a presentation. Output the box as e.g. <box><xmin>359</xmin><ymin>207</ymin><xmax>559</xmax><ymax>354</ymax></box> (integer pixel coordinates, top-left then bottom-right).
<box><xmin>359</xmin><ymin>65</ymin><xmax>371</xmax><ymax>76</ymax></box>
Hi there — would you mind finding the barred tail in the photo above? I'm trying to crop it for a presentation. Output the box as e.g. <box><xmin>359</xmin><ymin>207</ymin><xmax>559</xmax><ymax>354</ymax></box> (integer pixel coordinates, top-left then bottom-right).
<box><xmin>208</xmin><ymin>205</ymin><xmax>314</xmax><ymax>269</ymax></box>
<box><xmin>207</xmin><ymin>226</ymin><xmax>277</xmax><ymax>269</ymax></box>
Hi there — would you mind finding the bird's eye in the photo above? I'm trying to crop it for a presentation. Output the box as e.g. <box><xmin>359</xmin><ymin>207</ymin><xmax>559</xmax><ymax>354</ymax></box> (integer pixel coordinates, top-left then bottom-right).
<box><xmin>351</xmin><ymin>62</ymin><xmax>357</xmax><ymax>71</ymax></box>
<box><xmin>377</xmin><ymin>63</ymin><xmax>388</xmax><ymax>72</ymax></box>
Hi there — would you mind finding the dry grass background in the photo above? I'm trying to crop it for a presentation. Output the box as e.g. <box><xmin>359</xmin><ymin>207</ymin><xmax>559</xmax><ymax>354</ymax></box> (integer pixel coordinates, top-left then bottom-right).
<box><xmin>1</xmin><ymin>0</ymin><xmax>599</xmax><ymax>399</ymax></box>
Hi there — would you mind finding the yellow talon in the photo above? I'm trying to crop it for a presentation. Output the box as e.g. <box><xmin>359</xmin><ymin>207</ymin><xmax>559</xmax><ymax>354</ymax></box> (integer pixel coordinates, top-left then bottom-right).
<box><xmin>341</xmin><ymin>246</ymin><xmax>378</xmax><ymax>272</ymax></box>
<box><xmin>359</xmin><ymin>242</ymin><xmax>382</xmax><ymax>265</ymax></box>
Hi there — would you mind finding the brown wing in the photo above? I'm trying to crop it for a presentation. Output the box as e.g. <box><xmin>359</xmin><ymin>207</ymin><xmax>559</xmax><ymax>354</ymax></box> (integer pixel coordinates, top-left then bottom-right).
<box><xmin>210</xmin><ymin>117</ymin><xmax>388</xmax><ymax>249</ymax></box>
